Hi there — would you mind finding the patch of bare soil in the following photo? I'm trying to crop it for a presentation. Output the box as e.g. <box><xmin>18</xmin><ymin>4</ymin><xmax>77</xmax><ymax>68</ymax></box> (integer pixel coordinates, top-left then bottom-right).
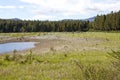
<box><xmin>0</xmin><ymin>35</ymin><xmax>107</xmax><ymax>54</ymax></box>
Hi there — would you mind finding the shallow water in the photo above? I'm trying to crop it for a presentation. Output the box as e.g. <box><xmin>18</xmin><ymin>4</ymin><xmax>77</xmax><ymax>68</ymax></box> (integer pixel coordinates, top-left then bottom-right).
<box><xmin>0</xmin><ymin>42</ymin><xmax>36</xmax><ymax>53</ymax></box>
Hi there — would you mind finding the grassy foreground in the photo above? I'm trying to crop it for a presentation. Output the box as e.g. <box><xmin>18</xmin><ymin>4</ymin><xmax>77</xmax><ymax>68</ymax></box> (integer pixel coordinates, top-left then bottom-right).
<box><xmin>0</xmin><ymin>32</ymin><xmax>120</xmax><ymax>80</ymax></box>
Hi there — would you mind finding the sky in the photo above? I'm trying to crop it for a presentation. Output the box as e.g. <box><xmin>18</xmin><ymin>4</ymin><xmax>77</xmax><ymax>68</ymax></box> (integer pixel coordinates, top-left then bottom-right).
<box><xmin>0</xmin><ymin>0</ymin><xmax>120</xmax><ymax>20</ymax></box>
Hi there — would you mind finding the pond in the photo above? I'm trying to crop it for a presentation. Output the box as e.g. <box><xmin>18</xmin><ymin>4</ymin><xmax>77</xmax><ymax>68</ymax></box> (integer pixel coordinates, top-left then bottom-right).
<box><xmin>0</xmin><ymin>42</ymin><xmax>36</xmax><ymax>54</ymax></box>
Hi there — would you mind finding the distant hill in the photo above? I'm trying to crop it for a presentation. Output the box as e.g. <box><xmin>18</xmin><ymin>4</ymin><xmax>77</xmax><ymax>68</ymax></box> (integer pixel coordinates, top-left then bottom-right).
<box><xmin>84</xmin><ymin>16</ymin><xmax>96</xmax><ymax>22</ymax></box>
<box><xmin>0</xmin><ymin>18</ymin><xmax>21</xmax><ymax>21</ymax></box>
<box><xmin>9</xmin><ymin>18</ymin><xmax>21</xmax><ymax>21</ymax></box>
<box><xmin>1</xmin><ymin>17</ymin><xmax>95</xmax><ymax>22</ymax></box>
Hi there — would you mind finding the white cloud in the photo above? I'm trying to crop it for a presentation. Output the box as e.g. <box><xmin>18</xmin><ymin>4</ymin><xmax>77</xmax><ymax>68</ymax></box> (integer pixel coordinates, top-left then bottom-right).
<box><xmin>32</xmin><ymin>15</ymin><xmax>56</xmax><ymax>20</ymax></box>
<box><xmin>18</xmin><ymin>6</ymin><xmax>25</xmax><ymax>9</ymax></box>
<box><xmin>92</xmin><ymin>0</ymin><xmax>120</xmax><ymax>12</ymax></box>
<box><xmin>19</xmin><ymin>0</ymin><xmax>120</xmax><ymax>20</ymax></box>
<box><xmin>0</xmin><ymin>5</ymin><xmax>16</xmax><ymax>9</ymax></box>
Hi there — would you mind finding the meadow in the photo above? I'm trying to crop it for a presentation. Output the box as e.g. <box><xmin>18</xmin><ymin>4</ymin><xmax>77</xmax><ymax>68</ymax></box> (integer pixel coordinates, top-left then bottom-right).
<box><xmin>0</xmin><ymin>32</ymin><xmax>120</xmax><ymax>80</ymax></box>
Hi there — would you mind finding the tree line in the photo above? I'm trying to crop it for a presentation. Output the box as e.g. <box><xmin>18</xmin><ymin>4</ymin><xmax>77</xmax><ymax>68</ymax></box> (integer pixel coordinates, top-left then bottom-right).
<box><xmin>0</xmin><ymin>11</ymin><xmax>120</xmax><ymax>32</ymax></box>
<box><xmin>91</xmin><ymin>11</ymin><xmax>120</xmax><ymax>31</ymax></box>
<box><xmin>0</xmin><ymin>20</ymin><xmax>89</xmax><ymax>32</ymax></box>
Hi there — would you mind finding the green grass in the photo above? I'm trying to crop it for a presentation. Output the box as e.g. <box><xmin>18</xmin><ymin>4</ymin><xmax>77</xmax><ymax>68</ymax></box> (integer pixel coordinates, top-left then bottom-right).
<box><xmin>1</xmin><ymin>32</ymin><xmax>120</xmax><ymax>40</ymax></box>
<box><xmin>0</xmin><ymin>50</ymin><xmax>119</xmax><ymax>80</ymax></box>
<box><xmin>0</xmin><ymin>32</ymin><xmax>120</xmax><ymax>80</ymax></box>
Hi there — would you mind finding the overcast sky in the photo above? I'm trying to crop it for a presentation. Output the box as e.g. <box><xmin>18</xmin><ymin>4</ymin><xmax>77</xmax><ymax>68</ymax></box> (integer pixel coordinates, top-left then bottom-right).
<box><xmin>0</xmin><ymin>0</ymin><xmax>120</xmax><ymax>20</ymax></box>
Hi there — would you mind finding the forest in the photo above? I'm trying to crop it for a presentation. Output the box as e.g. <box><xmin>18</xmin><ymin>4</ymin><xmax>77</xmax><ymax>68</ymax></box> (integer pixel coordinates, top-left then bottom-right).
<box><xmin>0</xmin><ymin>11</ymin><xmax>120</xmax><ymax>32</ymax></box>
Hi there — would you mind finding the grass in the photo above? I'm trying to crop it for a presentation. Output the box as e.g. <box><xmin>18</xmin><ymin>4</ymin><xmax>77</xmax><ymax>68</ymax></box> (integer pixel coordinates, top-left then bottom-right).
<box><xmin>0</xmin><ymin>32</ymin><xmax>50</xmax><ymax>37</ymax></box>
<box><xmin>0</xmin><ymin>50</ymin><xmax>119</xmax><ymax>80</ymax></box>
<box><xmin>0</xmin><ymin>32</ymin><xmax>120</xmax><ymax>80</ymax></box>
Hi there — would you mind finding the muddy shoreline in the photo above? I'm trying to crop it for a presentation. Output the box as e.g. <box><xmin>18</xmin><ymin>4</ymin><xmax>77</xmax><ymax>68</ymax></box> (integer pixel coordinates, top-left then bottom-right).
<box><xmin>0</xmin><ymin>36</ymin><xmax>66</xmax><ymax>54</ymax></box>
<box><xmin>0</xmin><ymin>34</ymin><xmax>108</xmax><ymax>55</ymax></box>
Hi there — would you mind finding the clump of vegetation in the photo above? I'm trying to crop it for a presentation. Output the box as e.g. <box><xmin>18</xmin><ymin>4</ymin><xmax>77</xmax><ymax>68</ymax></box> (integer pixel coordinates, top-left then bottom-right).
<box><xmin>108</xmin><ymin>50</ymin><xmax>120</xmax><ymax>71</ymax></box>
<box><xmin>0</xmin><ymin>49</ymin><xmax>42</xmax><ymax>65</ymax></box>
<box><xmin>13</xmin><ymin>49</ymin><xmax>17</xmax><ymax>61</ymax></box>
<box><xmin>108</xmin><ymin>50</ymin><xmax>120</xmax><ymax>61</ymax></box>
<box><xmin>26</xmin><ymin>49</ymin><xmax>33</xmax><ymax>64</ymax></box>
<box><xmin>50</xmin><ymin>46</ymin><xmax>56</xmax><ymax>52</ymax></box>
<box><xmin>4</xmin><ymin>54</ymin><xmax>11</xmax><ymax>61</ymax></box>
